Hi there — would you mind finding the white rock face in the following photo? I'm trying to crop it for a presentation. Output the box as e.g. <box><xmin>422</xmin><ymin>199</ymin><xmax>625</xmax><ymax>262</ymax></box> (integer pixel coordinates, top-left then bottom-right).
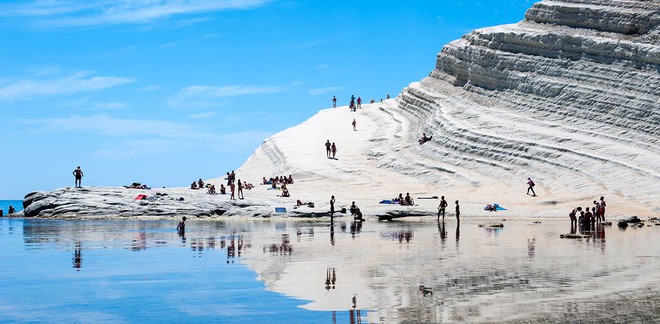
<box><xmin>238</xmin><ymin>0</ymin><xmax>660</xmax><ymax>217</ymax></box>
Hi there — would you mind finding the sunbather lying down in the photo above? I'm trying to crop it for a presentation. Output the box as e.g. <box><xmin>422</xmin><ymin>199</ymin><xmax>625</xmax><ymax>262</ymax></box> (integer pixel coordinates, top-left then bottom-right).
<box><xmin>124</xmin><ymin>182</ymin><xmax>149</xmax><ymax>189</ymax></box>
<box><xmin>419</xmin><ymin>133</ymin><xmax>432</xmax><ymax>144</ymax></box>
<box><xmin>296</xmin><ymin>199</ymin><xmax>315</xmax><ymax>208</ymax></box>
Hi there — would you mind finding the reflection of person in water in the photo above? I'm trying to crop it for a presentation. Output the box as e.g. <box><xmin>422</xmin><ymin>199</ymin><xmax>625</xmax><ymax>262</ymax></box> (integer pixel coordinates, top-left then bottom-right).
<box><xmin>227</xmin><ymin>238</ymin><xmax>236</xmax><ymax>263</ymax></box>
<box><xmin>325</xmin><ymin>268</ymin><xmax>331</xmax><ymax>291</ymax></box>
<box><xmin>330</xmin><ymin>218</ymin><xmax>335</xmax><ymax>246</ymax></box>
<box><xmin>438</xmin><ymin>221</ymin><xmax>447</xmax><ymax>242</ymax></box>
<box><xmin>527</xmin><ymin>238</ymin><xmax>536</xmax><ymax>258</ymax></box>
<box><xmin>455</xmin><ymin>222</ymin><xmax>460</xmax><ymax>244</ymax></box>
<box><xmin>331</xmin><ymin>268</ymin><xmax>336</xmax><ymax>289</ymax></box>
<box><xmin>73</xmin><ymin>241</ymin><xmax>82</xmax><ymax>270</ymax></box>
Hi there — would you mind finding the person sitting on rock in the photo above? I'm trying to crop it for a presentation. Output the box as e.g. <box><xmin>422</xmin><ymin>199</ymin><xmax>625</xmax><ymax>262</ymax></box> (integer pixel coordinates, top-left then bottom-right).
<box><xmin>404</xmin><ymin>193</ymin><xmax>413</xmax><ymax>206</ymax></box>
<box><xmin>350</xmin><ymin>201</ymin><xmax>358</xmax><ymax>216</ymax></box>
<box><xmin>282</xmin><ymin>188</ymin><xmax>290</xmax><ymax>197</ymax></box>
<box><xmin>220</xmin><ymin>184</ymin><xmax>226</xmax><ymax>194</ymax></box>
<box><xmin>8</xmin><ymin>205</ymin><xmax>16</xmax><ymax>214</ymax></box>
<box><xmin>191</xmin><ymin>181</ymin><xmax>198</xmax><ymax>189</ymax></box>
<box><xmin>288</xmin><ymin>175</ymin><xmax>294</xmax><ymax>184</ymax></box>
<box><xmin>198</xmin><ymin>178</ymin><xmax>204</xmax><ymax>189</ymax></box>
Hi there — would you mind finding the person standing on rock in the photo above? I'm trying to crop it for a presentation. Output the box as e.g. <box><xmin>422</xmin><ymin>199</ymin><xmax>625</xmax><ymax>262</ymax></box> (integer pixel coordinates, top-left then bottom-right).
<box><xmin>331</xmin><ymin>142</ymin><xmax>337</xmax><ymax>159</ymax></box>
<box><xmin>237</xmin><ymin>179</ymin><xmax>244</xmax><ymax>199</ymax></box>
<box><xmin>352</xmin><ymin>119</ymin><xmax>357</xmax><ymax>131</ymax></box>
<box><xmin>438</xmin><ymin>196</ymin><xmax>448</xmax><ymax>221</ymax></box>
<box><xmin>357</xmin><ymin>97</ymin><xmax>362</xmax><ymax>109</ymax></box>
<box><xmin>455</xmin><ymin>200</ymin><xmax>460</xmax><ymax>222</ymax></box>
<box><xmin>599</xmin><ymin>196</ymin><xmax>606</xmax><ymax>221</ymax></box>
<box><xmin>526</xmin><ymin>177</ymin><xmax>536</xmax><ymax>196</ymax></box>
<box><xmin>332</xmin><ymin>96</ymin><xmax>337</xmax><ymax>108</ymax></box>
<box><xmin>72</xmin><ymin>166</ymin><xmax>84</xmax><ymax>188</ymax></box>
<box><xmin>230</xmin><ymin>181</ymin><xmax>236</xmax><ymax>200</ymax></box>
<box><xmin>325</xmin><ymin>140</ymin><xmax>332</xmax><ymax>158</ymax></box>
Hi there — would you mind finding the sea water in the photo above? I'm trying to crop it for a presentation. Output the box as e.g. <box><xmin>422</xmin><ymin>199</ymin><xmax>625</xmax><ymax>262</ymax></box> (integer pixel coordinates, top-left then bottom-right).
<box><xmin>0</xmin><ymin>219</ymin><xmax>337</xmax><ymax>323</ymax></box>
<box><xmin>1</xmin><ymin>217</ymin><xmax>659</xmax><ymax>323</ymax></box>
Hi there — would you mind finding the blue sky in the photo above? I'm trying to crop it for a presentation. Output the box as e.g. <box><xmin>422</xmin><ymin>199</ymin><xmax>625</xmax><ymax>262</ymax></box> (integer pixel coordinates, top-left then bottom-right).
<box><xmin>0</xmin><ymin>0</ymin><xmax>533</xmax><ymax>198</ymax></box>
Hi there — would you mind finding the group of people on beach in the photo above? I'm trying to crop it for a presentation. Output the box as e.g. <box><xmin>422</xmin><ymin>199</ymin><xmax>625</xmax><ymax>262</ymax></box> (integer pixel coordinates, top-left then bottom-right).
<box><xmin>263</xmin><ymin>175</ymin><xmax>294</xmax><ymax>186</ymax></box>
<box><xmin>332</xmin><ymin>94</ymin><xmax>390</xmax><ymax>109</ymax></box>
<box><xmin>569</xmin><ymin>196</ymin><xmax>606</xmax><ymax>230</ymax></box>
<box><xmin>262</xmin><ymin>175</ymin><xmax>293</xmax><ymax>197</ymax></box>
<box><xmin>393</xmin><ymin>193</ymin><xmax>414</xmax><ymax>206</ymax></box>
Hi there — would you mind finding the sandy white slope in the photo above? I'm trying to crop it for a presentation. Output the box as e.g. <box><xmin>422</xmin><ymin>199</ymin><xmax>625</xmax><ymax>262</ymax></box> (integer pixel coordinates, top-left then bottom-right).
<box><xmin>226</xmin><ymin>0</ymin><xmax>659</xmax><ymax>219</ymax></box>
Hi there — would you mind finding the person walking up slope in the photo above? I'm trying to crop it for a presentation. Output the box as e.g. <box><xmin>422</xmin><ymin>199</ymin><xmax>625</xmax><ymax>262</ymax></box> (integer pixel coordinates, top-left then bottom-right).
<box><xmin>526</xmin><ymin>177</ymin><xmax>536</xmax><ymax>196</ymax></box>
<box><xmin>325</xmin><ymin>140</ymin><xmax>332</xmax><ymax>158</ymax></box>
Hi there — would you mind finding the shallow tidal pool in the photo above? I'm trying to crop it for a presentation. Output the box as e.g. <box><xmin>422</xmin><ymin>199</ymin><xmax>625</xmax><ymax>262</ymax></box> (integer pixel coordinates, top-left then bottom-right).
<box><xmin>1</xmin><ymin>216</ymin><xmax>659</xmax><ymax>323</ymax></box>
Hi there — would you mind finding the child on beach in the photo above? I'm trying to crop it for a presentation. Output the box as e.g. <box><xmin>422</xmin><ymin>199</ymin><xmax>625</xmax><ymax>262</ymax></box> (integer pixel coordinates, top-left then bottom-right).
<box><xmin>237</xmin><ymin>180</ymin><xmax>244</xmax><ymax>199</ymax></box>
<box><xmin>331</xmin><ymin>143</ymin><xmax>337</xmax><ymax>159</ymax></box>
<box><xmin>352</xmin><ymin>119</ymin><xmax>357</xmax><ymax>131</ymax></box>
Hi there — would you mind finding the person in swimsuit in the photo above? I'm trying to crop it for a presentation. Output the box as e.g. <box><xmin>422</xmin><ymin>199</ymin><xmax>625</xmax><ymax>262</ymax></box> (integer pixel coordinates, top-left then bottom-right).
<box><xmin>438</xmin><ymin>196</ymin><xmax>448</xmax><ymax>221</ymax></box>
<box><xmin>331</xmin><ymin>143</ymin><xmax>337</xmax><ymax>159</ymax></box>
<box><xmin>325</xmin><ymin>140</ymin><xmax>331</xmax><ymax>158</ymax></box>
<box><xmin>237</xmin><ymin>179</ymin><xmax>244</xmax><ymax>199</ymax></box>
<box><xmin>177</xmin><ymin>216</ymin><xmax>187</xmax><ymax>235</ymax></box>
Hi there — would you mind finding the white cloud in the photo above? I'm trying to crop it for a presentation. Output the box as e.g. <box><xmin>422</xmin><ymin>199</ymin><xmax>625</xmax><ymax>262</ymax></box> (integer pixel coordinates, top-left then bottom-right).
<box><xmin>20</xmin><ymin>114</ymin><xmax>270</xmax><ymax>159</ymax></box>
<box><xmin>1</xmin><ymin>0</ymin><xmax>271</xmax><ymax>27</ymax></box>
<box><xmin>23</xmin><ymin>114</ymin><xmax>201</xmax><ymax>139</ymax></box>
<box><xmin>168</xmin><ymin>84</ymin><xmax>285</xmax><ymax>108</ymax></box>
<box><xmin>308</xmin><ymin>86</ymin><xmax>344</xmax><ymax>96</ymax></box>
<box><xmin>180</xmin><ymin>85</ymin><xmax>284</xmax><ymax>97</ymax></box>
<box><xmin>0</xmin><ymin>71</ymin><xmax>136</xmax><ymax>101</ymax></box>
<box><xmin>189</xmin><ymin>112</ymin><xmax>216</xmax><ymax>119</ymax></box>
<box><xmin>93</xmin><ymin>102</ymin><xmax>127</xmax><ymax>110</ymax></box>
<box><xmin>138</xmin><ymin>85</ymin><xmax>160</xmax><ymax>92</ymax></box>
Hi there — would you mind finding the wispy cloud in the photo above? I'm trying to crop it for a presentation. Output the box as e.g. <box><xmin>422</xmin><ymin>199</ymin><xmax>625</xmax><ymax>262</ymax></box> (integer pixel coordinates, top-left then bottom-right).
<box><xmin>308</xmin><ymin>86</ymin><xmax>343</xmax><ymax>96</ymax></box>
<box><xmin>168</xmin><ymin>84</ymin><xmax>286</xmax><ymax>108</ymax></box>
<box><xmin>189</xmin><ymin>112</ymin><xmax>216</xmax><ymax>119</ymax></box>
<box><xmin>138</xmin><ymin>85</ymin><xmax>160</xmax><ymax>92</ymax></box>
<box><xmin>21</xmin><ymin>114</ymin><xmax>269</xmax><ymax>159</ymax></box>
<box><xmin>0</xmin><ymin>71</ymin><xmax>136</xmax><ymax>102</ymax></box>
<box><xmin>1</xmin><ymin>0</ymin><xmax>271</xmax><ymax>27</ymax></box>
